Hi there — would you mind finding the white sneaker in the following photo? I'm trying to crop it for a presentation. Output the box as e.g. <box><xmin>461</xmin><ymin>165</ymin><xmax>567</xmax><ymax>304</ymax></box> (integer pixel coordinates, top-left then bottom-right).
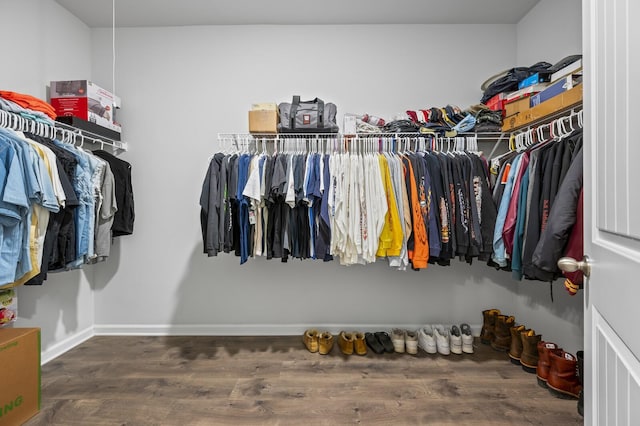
<box><xmin>391</xmin><ymin>328</ymin><xmax>406</xmax><ymax>353</ymax></box>
<box><xmin>460</xmin><ymin>323</ymin><xmax>474</xmax><ymax>354</ymax></box>
<box><xmin>433</xmin><ymin>325</ymin><xmax>451</xmax><ymax>355</ymax></box>
<box><xmin>417</xmin><ymin>325</ymin><xmax>437</xmax><ymax>354</ymax></box>
<box><xmin>405</xmin><ymin>330</ymin><xmax>419</xmax><ymax>355</ymax></box>
<box><xmin>450</xmin><ymin>325</ymin><xmax>463</xmax><ymax>355</ymax></box>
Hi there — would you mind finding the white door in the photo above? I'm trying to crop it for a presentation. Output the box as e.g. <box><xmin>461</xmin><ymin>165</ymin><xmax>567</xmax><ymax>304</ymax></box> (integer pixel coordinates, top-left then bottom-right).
<box><xmin>583</xmin><ymin>0</ymin><xmax>640</xmax><ymax>424</ymax></box>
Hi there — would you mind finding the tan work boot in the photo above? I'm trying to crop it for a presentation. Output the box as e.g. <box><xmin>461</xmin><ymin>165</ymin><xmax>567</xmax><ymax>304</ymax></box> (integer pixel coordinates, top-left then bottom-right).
<box><xmin>520</xmin><ymin>329</ymin><xmax>542</xmax><ymax>374</ymax></box>
<box><xmin>491</xmin><ymin>315</ymin><xmax>515</xmax><ymax>351</ymax></box>
<box><xmin>480</xmin><ymin>308</ymin><xmax>500</xmax><ymax>344</ymax></box>
<box><xmin>508</xmin><ymin>325</ymin><xmax>527</xmax><ymax>364</ymax></box>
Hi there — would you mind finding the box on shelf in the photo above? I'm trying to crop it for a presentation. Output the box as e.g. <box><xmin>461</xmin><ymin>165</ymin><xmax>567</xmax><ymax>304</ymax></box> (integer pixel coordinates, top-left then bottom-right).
<box><xmin>0</xmin><ymin>289</ymin><xmax>17</xmax><ymax>327</ymax></box>
<box><xmin>506</xmin><ymin>83</ymin><xmax>549</xmax><ymax>103</ymax></box>
<box><xmin>0</xmin><ymin>328</ymin><xmax>40</xmax><ymax>425</ymax></box>
<box><xmin>530</xmin><ymin>74</ymin><xmax>581</xmax><ymax>107</ymax></box>
<box><xmin>504</xmin><ymin>95</ymin><xmax>533</xmax><ymax>117</ymax></box>
<box><xmin>502</xmin><ymin>83</ymin><xmax>583</xmax><ymax>132</ymax></box>
<box><xmin>518</xmin><ymin>73</ymin><xmax>542</xmax><ymax>90</ymax></box>
<box><xmin>249</xmin><ymin>110</ymin><xmax>278</xmax><ymax>134</ymax></box>
<box><xmin>50</xmin><ymin>80</ymin><xmax>121</xmax><ymax>133</ymax></box>
<box><xmin>486</xmin><ymin>92</ymin><xmax>508</xmax><ymax>112</ymax></box>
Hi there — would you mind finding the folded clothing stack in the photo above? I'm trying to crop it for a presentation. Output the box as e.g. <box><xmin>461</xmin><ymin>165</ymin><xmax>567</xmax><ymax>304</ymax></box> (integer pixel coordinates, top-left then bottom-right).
<box><xmin>467</xmin><ymin>104</ymin><xmax>503</xmax><ymax>132</ymax></box>
<box><xmin>0</xmin><ymin>90</ymin><xmax>57</xmax><ymax>120</ymax></box>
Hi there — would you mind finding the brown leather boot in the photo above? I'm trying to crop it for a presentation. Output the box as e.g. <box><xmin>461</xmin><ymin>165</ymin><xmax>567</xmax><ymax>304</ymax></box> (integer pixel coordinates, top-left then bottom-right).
<box><xmin>491</xmin><ymin>315</ymin><xmax>515</xmax><ymax>351</ymax></box>
<box><xmin>520</xmin><ymin>329</ymin><xmax>542</xmax><ymax>373</ymax></box>
<box><xmin>536</xmin><ymin>341</ymin><xmax>560</xmax><ymax>388</ymax></box>
<box><xmin>480</xmin><ymin>309</ymin><xmax>500</xmax><ymax>344</ymax></box>
<box><xmin>508</xmin><ymin>325</ymin><xmax>526</xmax><ymax>365</ymax></box>
<box><xmin>547</xmin><ymin>349</ymin><xmax>582</xmax><ymax>399</ymax></box>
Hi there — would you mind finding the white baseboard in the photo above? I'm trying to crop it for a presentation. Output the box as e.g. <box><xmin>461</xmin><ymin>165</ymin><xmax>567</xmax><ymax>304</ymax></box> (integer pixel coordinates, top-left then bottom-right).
<box><xmin>94</xmin><ymin>323</ymin><xmax>484</xmax><ymax>336</ymax></box>
<box><xmin>41</xmin><ymin>323</ymin><xmax>485</xmax><ymax>362</ymax></box>
<box><xmin>41</xmin><ymin>326</ymin><xmax>94</xmax><ymax>365</ymax></box>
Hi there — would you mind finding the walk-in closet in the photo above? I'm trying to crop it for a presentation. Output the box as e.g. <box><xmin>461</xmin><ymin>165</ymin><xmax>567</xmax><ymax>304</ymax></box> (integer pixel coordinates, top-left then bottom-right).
<box><xmin>1</xmin><ymin>0</ymin><xmax>639</xmax><ymax>424</ymax></box>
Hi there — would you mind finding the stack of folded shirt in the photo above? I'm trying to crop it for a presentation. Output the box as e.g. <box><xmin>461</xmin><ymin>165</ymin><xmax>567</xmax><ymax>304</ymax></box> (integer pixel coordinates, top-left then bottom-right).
<box><xmin>0</xmin><ymin>97</ymin><xmax>54</xmax><ymax>124</ymax></box>
<box><xmin>0</xmin><ymin>91</ymin><xmax>57</xmax><ymax>120</ymax></box>
<box><xmin>467</xmin><ymin>104</ymin><xmax>503</xmax><ymax>132</ymax></box>
<box><xmin>406</xmin><ymin>105</ymin><xmax>476</xmax><ymax>136</ymax></box>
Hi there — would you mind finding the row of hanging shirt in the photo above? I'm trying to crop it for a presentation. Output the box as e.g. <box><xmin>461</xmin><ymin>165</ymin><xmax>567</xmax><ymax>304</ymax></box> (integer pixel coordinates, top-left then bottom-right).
<box><xmin>489</xmin><ymin>109</ymin><xmax>584</xmax><ymax>283</ymax></box>
<box><xmin>200</xmin><ymin>134</ymin><xmax>497</xmax><ymax>269</ymax></box>
<box><xmin>0</xmin><ymin>114</ymin><xmax>134</xmax><ymax>290</ymax></box>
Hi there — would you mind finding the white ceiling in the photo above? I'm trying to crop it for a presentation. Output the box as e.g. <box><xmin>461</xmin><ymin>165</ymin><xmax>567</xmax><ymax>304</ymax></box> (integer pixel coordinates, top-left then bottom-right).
<box><xmin>55</xmin><ymin>0</ymin><xmax>540</xmax><ymax>27</ymax></box>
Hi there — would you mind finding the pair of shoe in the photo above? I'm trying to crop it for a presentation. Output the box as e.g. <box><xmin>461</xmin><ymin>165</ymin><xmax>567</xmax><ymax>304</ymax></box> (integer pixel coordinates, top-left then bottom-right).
<box><xmin>418</xmin><ymin>324</ymin><xmax>474</xmax><ymax>355</ymax></box>
<box><xmin>338</xmin><ymin>331</ymin><xmax>367</xmax><ymax>355</ymax></box>
<box><xmin>303</xmin><ymin>329</ymin><xmax>334</xmax><ymax>355</ymax></box>
<box><xmin>536</xmin><ymin>342</ymin><xmax>582</xmax><ymax>400</ymax></box>
<box><xmin>480</xmin><ymin>308</ymin><xmax>518</xmax><ymax>352</ymax></box>
<box><xmin>507</xmin><ymin>326</ymin><xmax>542</xmax><ymax>371</ymax></box>
<box><xmin>391</xmin><ymin>329</ymin><xmax>419</xmax><ymax>354</ymax></box>
<box><xmin>364</xmin><ymin>332</ymin><xmax>394</xmax><ymax>354</ymax></box>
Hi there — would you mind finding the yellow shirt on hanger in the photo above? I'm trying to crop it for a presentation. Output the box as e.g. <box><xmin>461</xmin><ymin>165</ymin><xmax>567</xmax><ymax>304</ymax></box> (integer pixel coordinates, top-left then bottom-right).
<box><xmin>376</xmin><ymin>154</ymin><xmax>402</xmax><ymax>258</ymax></box>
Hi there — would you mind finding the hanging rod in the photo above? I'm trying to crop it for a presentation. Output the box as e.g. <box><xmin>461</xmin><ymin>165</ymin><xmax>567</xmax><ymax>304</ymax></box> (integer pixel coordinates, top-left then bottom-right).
<box><xmin>0</xmin><ymin>109</ymin><xmax>128</xmax><ymax>151</ymax></box>
<box><xmin>218</xmin><ymin>132</ymin><xmax>505</xmax><ymax>141</ymax></box>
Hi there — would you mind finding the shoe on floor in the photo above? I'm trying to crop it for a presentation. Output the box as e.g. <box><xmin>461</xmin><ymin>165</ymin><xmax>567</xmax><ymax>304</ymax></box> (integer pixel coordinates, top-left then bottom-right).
<box><xmin>365</xmin><ymin>332</ymin><xmax>384</xmax><ymax>354</ymax></box>
<box><xmin>460</xmin><ymin>323</ymin><xmax>474</xmax><ymax>354</ymax></box>
<box><xmin>434</xmin><ymin>325</ymin><xmax>451</xmax><ymax>355</ymax></box>
<box><xmin>338</xmin><ymin>331</ymin><xmax>355</xmax><ymax>355</ymax></box>
<box><xmin>391</xmin><ymin>328</ymin><xmax>406</xmax><ymax>353</ymax></box>
<box><xmin>374</xmin><ymin>332</ymin><xmax>395</xmax><ymax>353</ymax></box>
<box><xmin>547</xmin><ymin>349</ymin><xmax>582</xmax><ymax>399</ymax></box>
<box><xmin>450</xmin><ymin>325</ymin><xmax>463</xmax><ymax>355</ymax></box>
<box><xmin>353</xmin><ymin>332</ymin><xmax>367</xmax><ymax>356</ymax></box>
<box><xmin>303</xmin><ymin>329</ymin><xmax>319</xmax><ymax>353</ymax></box>
<box><xmin>418</xmin><ymin>325</ymin><xmax>437</xmax><ymax>354</ymax></box>
<box><xmin>405</xmin><ymin>330</ymin><xmax>419</xmax><ymax>355</ymax></box>
<box><xmin>318</xmin><ymin>332</ymin><xmax>334</xmax><ymax>355</ymax></box>
<box><xmin>481</xmin><ymin>308</ymin><xmax>501</xmax><ymax>344</ymax></box>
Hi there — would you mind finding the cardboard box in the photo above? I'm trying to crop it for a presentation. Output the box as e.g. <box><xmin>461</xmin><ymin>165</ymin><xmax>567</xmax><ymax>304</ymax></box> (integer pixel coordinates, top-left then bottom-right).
<box><xmin>0</xmin><ymin>289</ymin><xmax>17</xmax><ymax>327</ymax></box>
<box><xmin>504</xmin><ymin>96</ymin><xmax>533</xmax><ymax>117</ymax></box>
<box><xmin>502</xmin><ymin>83</ymin><xmax>583</xmax><ymax>132</ymax></box>
<box><xmin>50</xmin><ymin>80</ymin><xmax>121</xmax><ymax>133</ymax></box>
<box><xmin>0</xmin><ymin>328</ymin><xmax>40</xmax><ymax>425</ymax></box>
<box><xmin>251</xmin><ymin>103</ymin><xmax>277</xmax><ymax>111</ymax></box>
<box><xmin>249</xmin><ymin>110</ymin><xmax>278</xmax><ymax>134</ymax></box>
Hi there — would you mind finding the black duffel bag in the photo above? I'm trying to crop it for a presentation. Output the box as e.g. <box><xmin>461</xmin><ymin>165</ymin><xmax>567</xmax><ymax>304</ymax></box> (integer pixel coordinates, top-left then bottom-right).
<box><xmin>278</xmin><ymin>96</ymin><xmax>339</xmax><ymax>133</ymax></box>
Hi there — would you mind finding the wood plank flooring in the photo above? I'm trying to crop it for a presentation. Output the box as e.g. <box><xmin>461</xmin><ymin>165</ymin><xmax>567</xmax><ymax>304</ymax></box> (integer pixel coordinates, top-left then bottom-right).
<box><xmin>25</xmin><ymin>336</ymin><xmax>583</xmax><ymax>425</ymax></box>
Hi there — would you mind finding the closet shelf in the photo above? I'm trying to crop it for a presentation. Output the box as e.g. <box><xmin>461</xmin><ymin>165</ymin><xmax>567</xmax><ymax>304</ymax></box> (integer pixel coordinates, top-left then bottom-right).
<box><xmin>0</xmin><ymin>109</ymin><xmax>128</xmax><ymax>152</ymax></box>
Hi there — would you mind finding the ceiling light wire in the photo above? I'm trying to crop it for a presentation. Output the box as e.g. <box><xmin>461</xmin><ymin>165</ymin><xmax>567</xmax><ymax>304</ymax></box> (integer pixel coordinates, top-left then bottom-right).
<box><xmin>112</xmin><ymin>0</ymin><xmax>116</xmax><ymax>97</ymax></box>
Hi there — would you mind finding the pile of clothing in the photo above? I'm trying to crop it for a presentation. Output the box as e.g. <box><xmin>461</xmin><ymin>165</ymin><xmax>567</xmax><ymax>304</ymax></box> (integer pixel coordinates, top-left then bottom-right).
<box><xmin>406</xmin><ymin>105</ymin><xmax>477</xmax><ymax>136</ymax></box>
<box><xmin>466</xmin><ymin>105</ymin><xmax>503</xmax><ymax>133</ymax></box>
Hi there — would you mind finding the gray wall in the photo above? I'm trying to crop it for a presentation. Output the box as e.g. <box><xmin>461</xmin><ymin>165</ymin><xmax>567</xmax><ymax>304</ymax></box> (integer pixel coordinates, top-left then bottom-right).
<box><xmin>88</xmin><ymin>24</ymin><xmax>518</xmax><ymax>336</ymax></box>
<box><xmin>0</xmin><ymin>0</ymin><xmax>95</xmax><ymax>362</ymax></box>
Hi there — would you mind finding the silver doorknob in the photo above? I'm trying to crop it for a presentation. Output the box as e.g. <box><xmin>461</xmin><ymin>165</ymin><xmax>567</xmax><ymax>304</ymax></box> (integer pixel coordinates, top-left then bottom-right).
<box><xmin>557</xmin><ymin>256</ymin><xmax>591</xmax><ymax>278</ymax></box>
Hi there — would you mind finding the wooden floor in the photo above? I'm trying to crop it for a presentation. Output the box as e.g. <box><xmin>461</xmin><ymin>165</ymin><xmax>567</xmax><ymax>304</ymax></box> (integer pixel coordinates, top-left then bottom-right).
<box><xmin>25</xmin><ymin>336</ymin><xmax>583</xmax><ymax>425</ymax></box>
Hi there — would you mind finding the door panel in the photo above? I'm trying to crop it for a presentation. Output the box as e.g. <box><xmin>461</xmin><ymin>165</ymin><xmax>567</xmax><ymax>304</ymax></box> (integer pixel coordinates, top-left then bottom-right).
<box><xmin>593</xmin><ymin>308</ymin><xmax>640</xmax><ymax>426</ymax></box>
<box><xmin>585</xmin><ymin>0</ymin><xmax>640</xmax><ymax>424</ymax></box>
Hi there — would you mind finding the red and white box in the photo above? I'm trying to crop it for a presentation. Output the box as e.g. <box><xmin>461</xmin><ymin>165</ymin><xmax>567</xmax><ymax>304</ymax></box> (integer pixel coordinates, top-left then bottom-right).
<box><xmin>50</xmin><ymin>80</ymin><xmax>121</xmax><ymax>133</ymax></box>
